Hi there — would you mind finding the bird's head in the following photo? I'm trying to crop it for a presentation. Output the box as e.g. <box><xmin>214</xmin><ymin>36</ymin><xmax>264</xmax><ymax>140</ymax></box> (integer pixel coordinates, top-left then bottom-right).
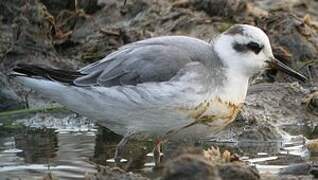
<box><xmin>214</xmin><ymin>24</ymin><xmax>307</xmax><ymax>81</ymax></box>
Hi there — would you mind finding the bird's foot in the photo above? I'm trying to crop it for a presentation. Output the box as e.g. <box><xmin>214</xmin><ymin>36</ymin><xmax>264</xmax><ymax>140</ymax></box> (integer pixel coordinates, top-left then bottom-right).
<box><xmin>114</xmin><ymin>148</ymin><xmax>122</xmax><ymax>165</ymax></box>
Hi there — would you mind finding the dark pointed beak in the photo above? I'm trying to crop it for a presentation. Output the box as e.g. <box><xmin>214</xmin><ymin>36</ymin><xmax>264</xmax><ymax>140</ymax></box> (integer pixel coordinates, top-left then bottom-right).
<box><xmin>267</xmin><ymin>57</ymin><xmax>307</xmax><ymax>82</ymax></box>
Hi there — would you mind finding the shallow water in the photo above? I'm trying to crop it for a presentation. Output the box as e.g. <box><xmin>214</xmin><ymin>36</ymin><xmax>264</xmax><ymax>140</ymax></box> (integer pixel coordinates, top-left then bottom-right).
<box><xmin>0</xmin><ymin>110</ymin><xmax>314</xmax><ymax>179</ymax></box>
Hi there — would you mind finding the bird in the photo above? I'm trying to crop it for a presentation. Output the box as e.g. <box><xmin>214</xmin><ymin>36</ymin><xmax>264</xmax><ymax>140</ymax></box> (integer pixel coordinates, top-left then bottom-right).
<box><xmin>10</xmin><ymin>24</ymin><xmax>307</xmax><ymax>163</ymax></box>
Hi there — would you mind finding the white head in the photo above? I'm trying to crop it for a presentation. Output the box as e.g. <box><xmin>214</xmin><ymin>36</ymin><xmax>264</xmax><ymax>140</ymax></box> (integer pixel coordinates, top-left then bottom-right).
<box><xmin>214</xmin><ymin>24</ymin><xmax>272</xmax><ymax>76</ymax></box>
<box><xmin>213</xmin><ymin>24</ymin><xmax>306</xmax><ymax>81</ymax></box>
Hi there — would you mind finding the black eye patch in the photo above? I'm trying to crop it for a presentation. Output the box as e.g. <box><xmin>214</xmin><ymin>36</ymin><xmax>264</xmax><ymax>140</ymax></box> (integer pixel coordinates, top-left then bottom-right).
<box><xmin>233</xmin><ymin>41</ymin><xmax>263</xmax><ymax>54</ymax></box>
<box><xmin>246</xmin><ymin>41</ymin><xmax>263</xmax><ymax>54</ymax></box>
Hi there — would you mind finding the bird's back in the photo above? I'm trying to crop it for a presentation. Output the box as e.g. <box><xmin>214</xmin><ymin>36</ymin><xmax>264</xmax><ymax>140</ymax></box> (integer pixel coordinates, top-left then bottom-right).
<box><xmin>75</xmin><ymin>36</ymin><xmax>224</xmax><ymax>87</ymax></box>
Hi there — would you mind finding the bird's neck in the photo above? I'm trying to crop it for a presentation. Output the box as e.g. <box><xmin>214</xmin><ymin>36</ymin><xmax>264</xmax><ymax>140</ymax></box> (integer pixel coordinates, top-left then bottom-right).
<box><xmin>216</xmin><ymin>68</ymin><xmax>249</xmax><ymax>105</ymax></box>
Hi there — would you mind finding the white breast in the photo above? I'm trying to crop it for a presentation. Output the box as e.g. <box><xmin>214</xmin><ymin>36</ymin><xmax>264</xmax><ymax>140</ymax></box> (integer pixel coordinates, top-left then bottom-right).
<box><xmin>216</xmin><ymin>68</ymin><xmax>249</xmax><ymax>105</ymax></box>
<box><xmin>193</xmin><ymin>68</ymin><xmax>249</xmax><ymax>124</ymax></box>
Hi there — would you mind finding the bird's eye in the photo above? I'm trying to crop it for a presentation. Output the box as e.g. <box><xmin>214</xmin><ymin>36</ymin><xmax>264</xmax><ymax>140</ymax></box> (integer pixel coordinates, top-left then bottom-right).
<box><xmin>246</xmin><ymin>42</ymin><xmax>263</xmax><ymax>54</ymax></box>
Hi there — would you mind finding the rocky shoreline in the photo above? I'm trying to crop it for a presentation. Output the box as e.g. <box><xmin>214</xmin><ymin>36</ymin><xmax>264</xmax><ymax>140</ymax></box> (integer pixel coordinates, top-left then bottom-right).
<box><xmin>1</xmin><ymin>0</ymin><xmax>318</xmax><ymax>179</ymax></box>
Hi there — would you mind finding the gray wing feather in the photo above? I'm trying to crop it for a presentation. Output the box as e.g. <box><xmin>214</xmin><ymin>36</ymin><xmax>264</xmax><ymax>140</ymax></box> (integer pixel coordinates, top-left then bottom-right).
<box><xmin>74</xmin><ymin>36</ymin><xmax>221</xmax><ymax>87</ymax></box>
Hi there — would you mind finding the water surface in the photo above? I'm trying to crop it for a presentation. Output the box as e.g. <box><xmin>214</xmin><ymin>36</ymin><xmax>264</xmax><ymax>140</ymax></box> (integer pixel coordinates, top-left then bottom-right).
<box><xmin>0</xmin><ymin>110</ymin><xmax>314</xmax><ymax>179</ymax></box>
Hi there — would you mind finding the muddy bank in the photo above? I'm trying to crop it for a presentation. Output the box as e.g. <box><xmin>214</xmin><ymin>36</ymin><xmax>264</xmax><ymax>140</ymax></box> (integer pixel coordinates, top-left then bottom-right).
<box><xmin>1</xmin><ymin>0</ymin><xmax>317</xmax><ymax>73</ymax></box>
<box><xmin>85</xmin><ymin>166</ymin><xmax>149</xmax><ymax>180</ymax></box>
<box><xmin>85</xmin><ymin>146</ymin><xmax>260</xmax><ymax>180</ymax></box>
<box><xmin>0</xmin><ymin>0</ymin><xmax>318</xmax><ymax>179</ymax></box>
<box><xmin>0</xmin><ymin>72</ymin><xmax>24</xmax><ymax>111</ymax></box>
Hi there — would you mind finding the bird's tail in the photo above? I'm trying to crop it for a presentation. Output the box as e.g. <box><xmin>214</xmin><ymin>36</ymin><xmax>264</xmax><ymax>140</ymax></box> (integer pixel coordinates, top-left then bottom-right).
<box><xmin>10</xmin><ymin>64</ymin><xmax>84</xmax><ymax>84</ymax></box>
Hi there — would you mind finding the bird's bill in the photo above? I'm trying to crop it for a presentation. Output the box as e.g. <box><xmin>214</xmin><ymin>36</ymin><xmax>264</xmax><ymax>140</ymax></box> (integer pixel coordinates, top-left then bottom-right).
<box><xmin>268</xmin><ymin>57</ymin><xmax>307</xmax><ymax>82</ymax></box>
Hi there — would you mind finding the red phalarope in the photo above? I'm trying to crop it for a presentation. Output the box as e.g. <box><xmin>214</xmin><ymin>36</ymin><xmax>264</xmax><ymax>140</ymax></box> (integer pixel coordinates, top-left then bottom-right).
<box><xmin>11</xmin><ymin>24</ymin><xmax>307</xmax><ymax>164</ymax></box>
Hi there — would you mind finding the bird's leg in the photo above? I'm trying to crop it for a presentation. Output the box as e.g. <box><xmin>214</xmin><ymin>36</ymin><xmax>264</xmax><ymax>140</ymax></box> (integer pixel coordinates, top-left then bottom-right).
<box><xmin>153</xmin><ymin>138</ymin><xmax>161</xmax><ymax>166</ymax></box>
<box><xmin>152</xmin><ymin>122</ymin><xmax>199</xmax><ymax>166</ymax></box>
<box><xmin>228</xmin><ymin>127</ymin><xmax>235</xmax><ymax>142</ymax></box>
<box><xmin>114</xmin><ymin>130</ymin><xmax>135</xmax><ymax>164</ymax></box>
<box><xmin>153</xmin><ymin>138</ymin><xmax>166</xmax><ymax>166</ymax></box>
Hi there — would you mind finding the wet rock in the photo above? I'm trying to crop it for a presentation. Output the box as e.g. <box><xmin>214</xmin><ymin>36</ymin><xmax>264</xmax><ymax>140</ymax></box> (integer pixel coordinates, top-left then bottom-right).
<box><xmin>217</xmin><ymin>163</ymin><xmax>260</xmax><ymax>180</ymax></box>
<box><xmin>163</xmin><ymin>154</ymin><xmax>221</xmax><ymax>180</ymax></box>
<box><xmin>1</xmin><ymin>0</ymin><xmax>81</xmax><ymax>73</ymax></box>
<box><xmin>302</xmin><ymin>91</ymin><xmax>318</xmax><ymax>116</ymax></box>
<box><xmin>189</xmin><ymin>0</ymin><xmax>246</xmax><ymax>18</ymax></box>
<box><xmin>252</xmin><ymin>0</ymin><xmax>305</xmax><ymax>12</ymax></box>
<box><xmin>261</xmin><ymin>174</ymin><xmax>313</xmax><ymax>180</ymax></box>
<box><xmin>0</xmin><ymin>73</ymin><xmax>24</xmax><ymax>112</ymax></box>
<box><xmin>204</xmin><ymin>147</ymin><xmax>260</xmax><ymax>180</ymax></box>
<box><xmin>69</xmin><ymin>0</ymin><xmax>150</xmax><ymax>43</ymax></box>
<box><xmin>0</xmin><ymin>0</ymin><xmax>25</xmax><ymax>24</ymax></box>
<box><xmin>0</xmin><ymin>23</ymin><xmax>13</xmax><ymax>58</ymax></box>
<box><xmin>257</xmin><ymin>12</ymin><xmax>318</xmax><ymax>82</ymax></box>
<box><xmin>306</xmin><ymin>139</ymin><xmax>318</xmax><ymax>155</ymax></box>
<box><xmin>175</xmin><ymin>0</ymin><xmax>269</xmax><ymax>22</ymax></box>
<box><xmin>1</xmin><ymin>0</ymin><xmax>60</xmax><ymax>70</ymax></box>
<box><xmin>242</xmin><ymin>82</ymin><xmax>316</xmax><ymax>125</ymax></box>
<box><xmin>279</xmin><ymin>162</ymin><xmax>318</xmax><ymax>178</ymax></box>
<box><xmin>203</xmin><ymin>146</ymin><xmax>241</xmax><ymax>163</ymax></box>
<box><xmin>56</xmin><ymin>0</ymin><xmax>221</xmax><ymax>64</ymax></box>
<box><xmin>41</xmin><ymin>0</ymin><xmax>102</xmax><ymax>17</ymax></box>
<box><xmin>213</xmin><ymin>107</ymin><xmax>283</xmax><ymax>143</ymax></box>
<box><xmin>237</xmin><ymin>123</ymin><xmax>283</xmax><ymax>142</ymax></box>
<box><xmin>12</xmin><ymin>1</ymin><xmax>55</xmax><ymax>54</ymax></box>
<box><xmin>163</xmin><ymin>146</ymin><xmax>259</xmax><ymax>180</ymax></box>
<box><xmin>53</xmin><ymin>8</ymin><xmax>88</xmax><ymax>44</ymax></box>
<box><xmin>84</xmin><ymin>166</ymin><xmax>149</xmax><ymax>180</ymax></box>
<box><xmin>53</xmin><ymin>0</ymin><xmax>151</xmax><ymax>63</ymax></box>
<box><xmin>0</xmin><ymin>0</ymin><xmax>318</xmax><ymax>178</ymax></box>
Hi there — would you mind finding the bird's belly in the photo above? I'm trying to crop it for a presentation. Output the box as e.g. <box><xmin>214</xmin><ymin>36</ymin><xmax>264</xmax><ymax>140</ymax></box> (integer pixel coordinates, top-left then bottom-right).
<box><xmin>49</xmin><ymin>84</ymin><xmax>242</xmax><ymax>138</ymax></box>
<box><xmin>179</xmin><ymin>97</ymin><xmax>242</xmax><ymax>128</ymax></box>
<box><xmin>85</xmin><ymin>97</ymin><xmax>242</xmax><ymax>139</ymax></box>
<box><xmin>95</xmin><ymin>107</ymin><xmax>195</xmax><ymax>137</ymax></box>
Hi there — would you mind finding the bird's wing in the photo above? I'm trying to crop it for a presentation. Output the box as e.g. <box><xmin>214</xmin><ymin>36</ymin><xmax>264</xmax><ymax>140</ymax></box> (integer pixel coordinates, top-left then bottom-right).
<box><xmin>74</xmin><ymin>36</ymin><xmax>216</xmax><ymax>87</ymax></box>
<box><xmin>107</xmin><ymin>61</ymin><xmax>213</xmax><ymax>107</ymax></box>
<box><xmin>12</xmin><ymin>36</ymin><xmax>223</xmax><ymax>91</ymax></box>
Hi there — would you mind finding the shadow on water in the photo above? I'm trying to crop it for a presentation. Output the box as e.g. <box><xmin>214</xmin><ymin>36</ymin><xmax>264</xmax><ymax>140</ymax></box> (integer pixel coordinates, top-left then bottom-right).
<box><xmin>0</xmin><ymin>110</ymin><xmax>316</xmax><ymax>179</ymax></box>
<box><xmin>15</xmin><ymin>128</ymin><xmax>57</xmax><ymax>164</ymax></box>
